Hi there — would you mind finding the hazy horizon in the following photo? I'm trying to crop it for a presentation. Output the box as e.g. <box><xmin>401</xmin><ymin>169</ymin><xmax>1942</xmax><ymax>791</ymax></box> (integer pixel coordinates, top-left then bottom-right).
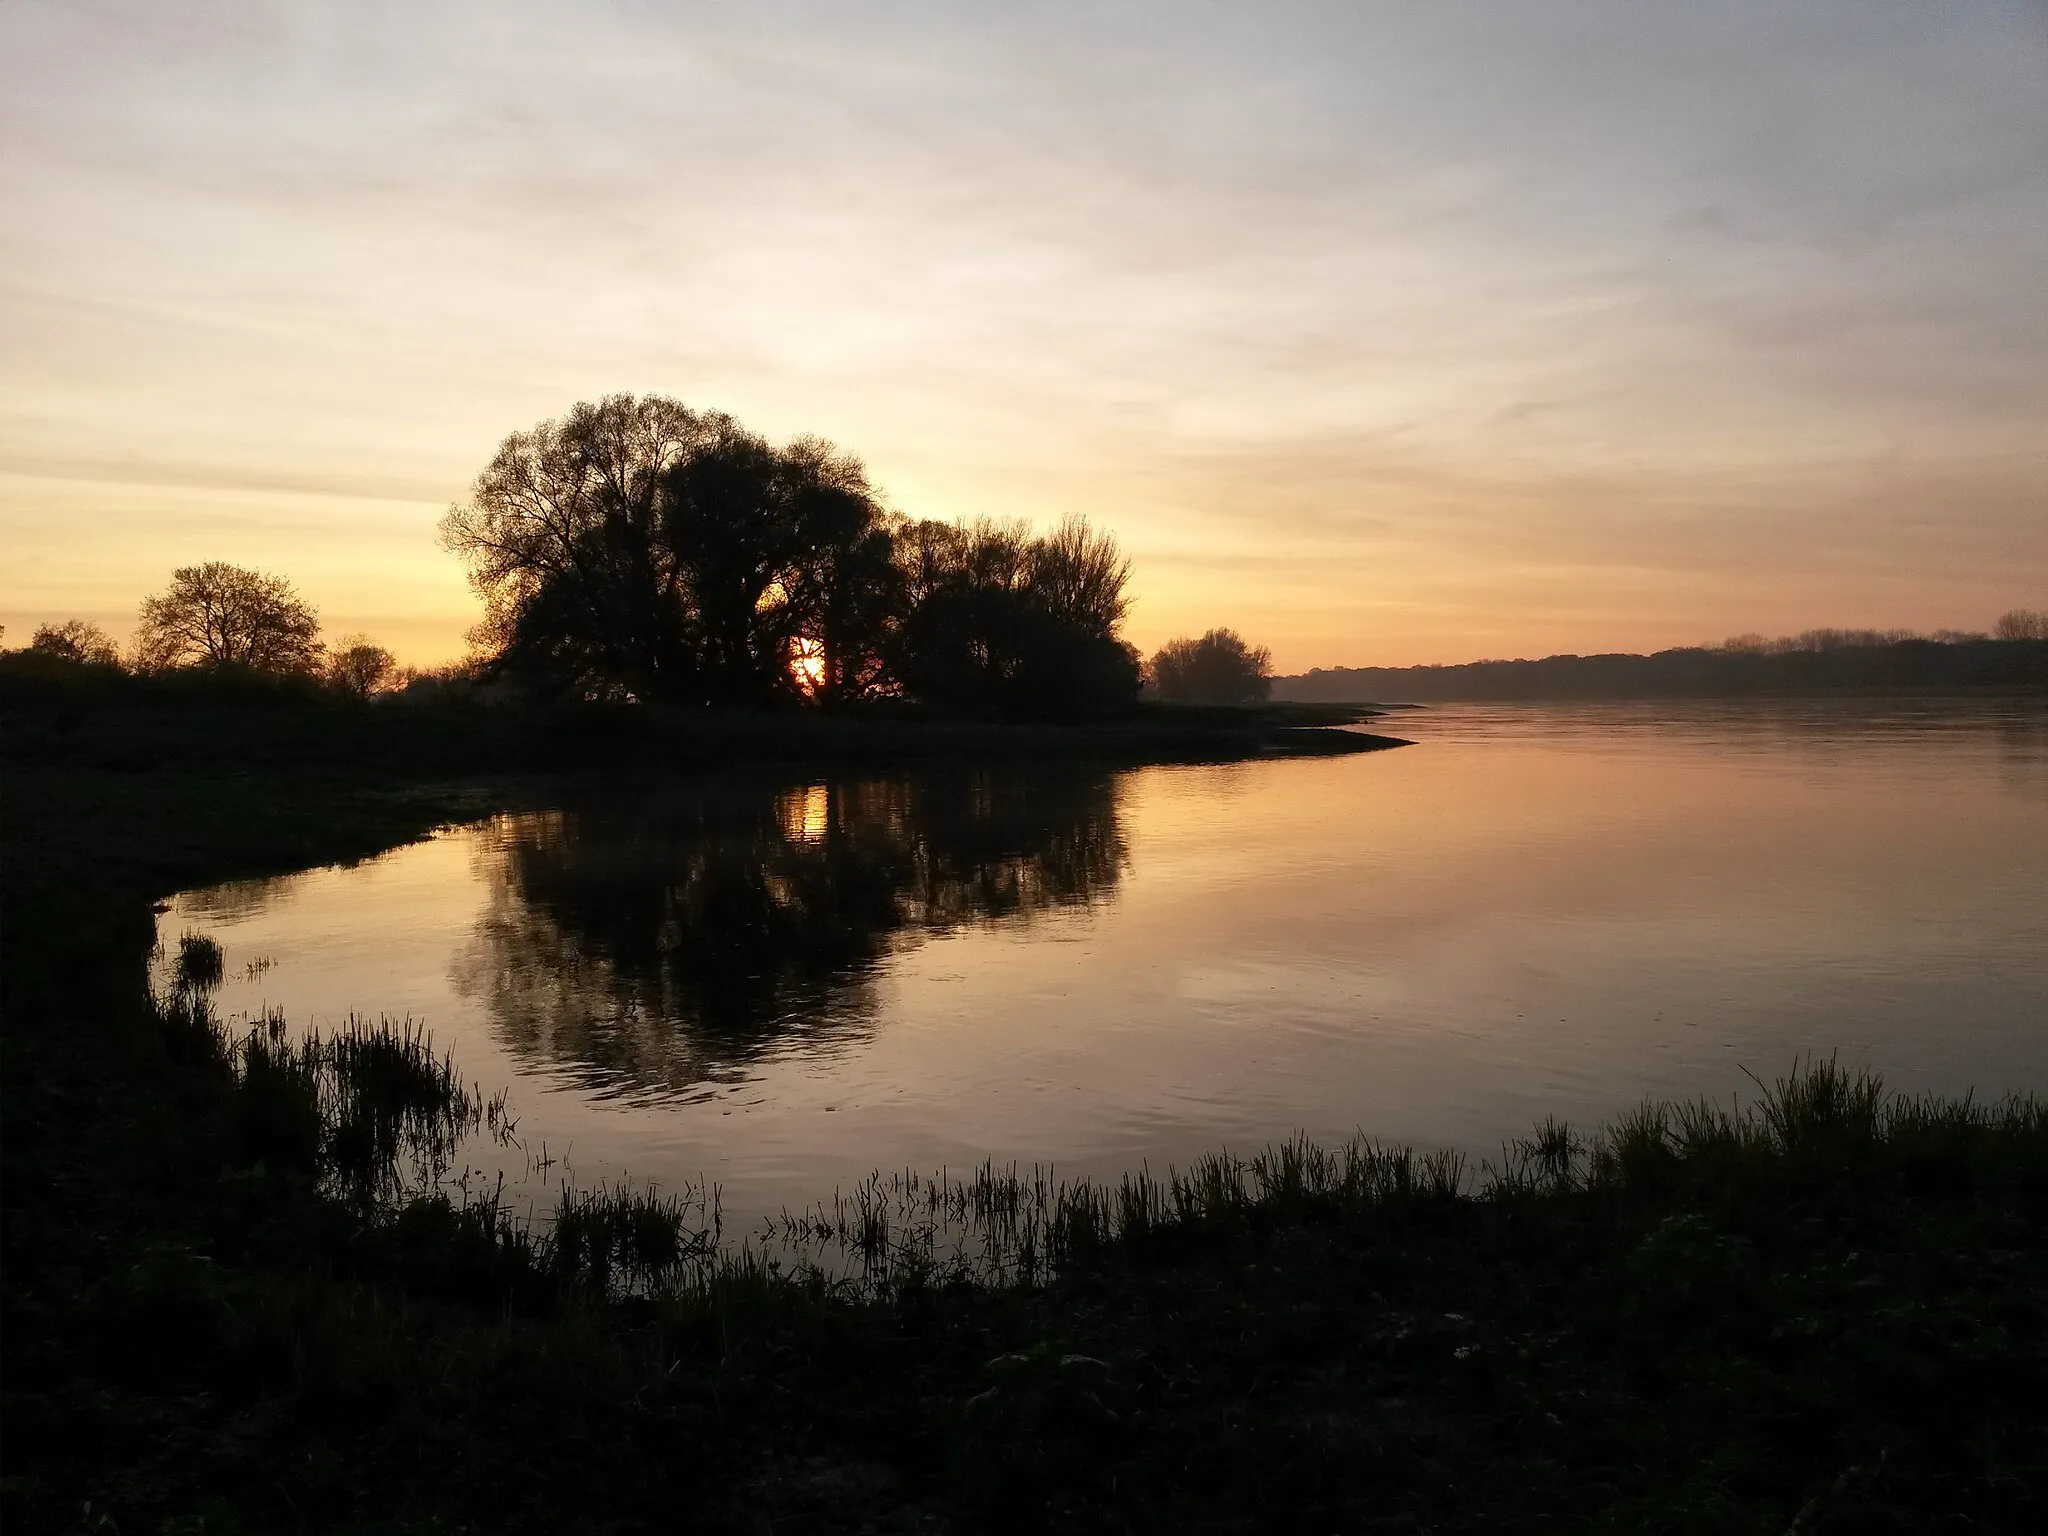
<box><xmin>5</xmin><ymin>2</ymin><xmax>2045</xmax><ymax>670</ymax></box>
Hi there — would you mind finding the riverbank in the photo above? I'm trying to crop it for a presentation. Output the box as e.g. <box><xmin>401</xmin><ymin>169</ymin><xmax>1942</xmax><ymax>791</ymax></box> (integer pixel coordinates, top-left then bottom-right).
<box><xmin>0</xmin><ymin>656</ymin><xmax>1403</xmax><ymax>783</ymax></box>
<box><xmin>6</xmin><ymin>750</ymin><xmax>2047</xmax><ymax>1530</ymax></box>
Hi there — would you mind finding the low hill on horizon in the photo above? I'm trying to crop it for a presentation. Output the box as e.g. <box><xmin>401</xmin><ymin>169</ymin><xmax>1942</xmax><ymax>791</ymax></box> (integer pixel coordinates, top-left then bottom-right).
<box><xmin>1273</xmin><ymin>637</ymin><xmax>2048</xmax><ymax>703</ymax></box>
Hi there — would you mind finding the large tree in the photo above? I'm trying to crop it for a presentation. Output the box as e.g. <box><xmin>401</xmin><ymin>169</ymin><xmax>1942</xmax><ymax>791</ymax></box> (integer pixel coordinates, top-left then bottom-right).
<box><xmin>440</xmin><ymin>395</ymin><xmax>718</xmax><ymax>700</ymax></box>
<box><xmin>659</xmin><ymin>425</ymin><xmax>901</xmax><ymax>705</ymax></box>
<box><xmin>134</xmin><ymin>563</ymin><xmax>322</xmax><ymax>675</ymax></box>
<box><xmin>28</xmin><ymin>619</ymin><xmax>121</xmax><ymax>666</ymax></box>
<box><xmin>440</xmin><ymin>396</ymin><xmax>900</xmax><ymax>705</ymax></box>
<box><xmin>443</xmin><ymin>395</ymin><xmax>1144</xmax><ymax>713</ymax></box>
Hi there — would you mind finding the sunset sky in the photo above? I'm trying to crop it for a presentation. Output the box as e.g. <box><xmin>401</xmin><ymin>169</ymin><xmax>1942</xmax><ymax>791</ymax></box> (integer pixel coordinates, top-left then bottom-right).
<box><xmin>3</xmin><ymin>1</ymin><xmax>2044</xmax><ymax>670</ymax></box>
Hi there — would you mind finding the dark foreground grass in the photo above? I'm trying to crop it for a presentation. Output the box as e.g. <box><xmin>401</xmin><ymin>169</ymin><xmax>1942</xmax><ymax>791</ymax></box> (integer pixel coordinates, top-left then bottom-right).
<box><xmin>6</xmin><ymin>757</ymin><xmax>2047</xmax><ymax>1531</ymax></box>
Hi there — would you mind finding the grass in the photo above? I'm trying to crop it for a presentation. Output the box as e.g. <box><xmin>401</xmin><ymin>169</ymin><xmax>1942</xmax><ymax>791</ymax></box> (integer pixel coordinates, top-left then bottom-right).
<box><xmin>5</xmin><ymin>693</ymin><xmax>2047</xmax><ymax>1531</ymax></box>
<box><xmin>166</xmin><ymin>998</ymin><xmax>517</xmax><ymax>1206</ymax></box>
<box><xmin>374</xmin><ymin>1052</ymin><xmax>2048</xmax><ymax>1312</ymax></box>
<box><xmin>55</xmin><ymin>928</ymin><xmax>2048</xmax><ymax>1531</ymax></box>
<box><xmin>755</xmin><ymin>1139</ymin><xmax>1473</xmax><ymax>1293</ymax></box>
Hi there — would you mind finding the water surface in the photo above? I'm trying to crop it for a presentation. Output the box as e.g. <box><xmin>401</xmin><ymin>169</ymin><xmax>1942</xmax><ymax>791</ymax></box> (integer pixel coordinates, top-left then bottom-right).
<box><xmin>160</xmin><ymin>699</ymin><xmax>2048</xmax><ymax>1226</ymax></box>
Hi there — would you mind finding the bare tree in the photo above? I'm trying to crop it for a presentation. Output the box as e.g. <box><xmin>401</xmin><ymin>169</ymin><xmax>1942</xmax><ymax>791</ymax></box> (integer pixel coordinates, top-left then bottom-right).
<box><xmin>439</xmin><ymin>394</ymin><xmax>722</xmax><ymax>697</ymax></box>
<box><xmin>328</xmin><ymin>634</ymin><xmax>398</xmax><ymax>697</ymax></box>
<box><xmin>135</xmin><ymin>563</ymin><xmax>322</xmax><ymax>675</ymax></box>
<box><xmin>1148</xmin><ymin>628</ymin><xmax>1273</xmax><ymax>704</ymax></box>
<box><xmin>29</xmin><ymin>619</ymin><xmax>121</xmax><ymax>666</ymax></box>
<box><xmin>1028</xmin><ymin>516</ymin><xmax>1133</xmax><ymax>639</ymax></box>
<box><xmin>1993</xmin><ymin>608</ymin><xmax>2048</xmax><ymax>641</ymax></box>
<box><xmin>1718</xmin><ymin>633</ymin><xmax>1772</xmax><ymax>654</ymax></box>
<box><xmin>442</xmin><ymin>396</ymin><xmax>907</xmax><ymax>705</ymax></box>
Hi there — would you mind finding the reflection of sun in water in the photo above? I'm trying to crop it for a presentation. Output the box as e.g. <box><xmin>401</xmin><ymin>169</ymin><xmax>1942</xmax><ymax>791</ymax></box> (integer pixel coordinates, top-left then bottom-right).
<box><xmin>777</xmin><ymin>784</ymin><xmax>830</xmax><ymax>844</ymax></box>
<box><xmin>790</xmin><ymin>637</ymin><xmax>827</xmax><ymax>695</ymax></box>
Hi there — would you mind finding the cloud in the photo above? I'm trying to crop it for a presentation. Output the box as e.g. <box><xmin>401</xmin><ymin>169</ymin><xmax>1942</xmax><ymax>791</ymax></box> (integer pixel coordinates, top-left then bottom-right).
<box><xmin>2</xmin><ymin>0</ymin><xmax>2044</xmax><ymax>666</ymax></box>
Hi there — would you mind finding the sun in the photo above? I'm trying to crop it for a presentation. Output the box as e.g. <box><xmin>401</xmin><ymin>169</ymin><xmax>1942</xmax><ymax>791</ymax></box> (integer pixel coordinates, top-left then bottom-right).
<box><xmin>790</xmin><ymin>637</ymin><xmax>827</xmax><ymax>696</ymax></box>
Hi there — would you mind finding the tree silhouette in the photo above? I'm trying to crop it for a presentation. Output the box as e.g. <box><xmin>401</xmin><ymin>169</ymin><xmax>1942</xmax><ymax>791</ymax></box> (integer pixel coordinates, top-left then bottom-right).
<box><xmin>1994</xmin><ymin>608</ymin><xmax>2048</xmax><ymax>642</ymax></box>
<box><xmin>134</xmin><ymin>563</ymin><xmax>321</xmax><ymax>675</ymax></box>
<box><xmin>29</xmin><ymin>619</ymin><xmax>121</xmax><ymax>667</ymax></box>
<box><xmin>440</xmin><ymin>396</ymin><xmax>901</xmax><ymax>705</ymax></box>
<box><xmin>1030</xmin><ymin>516</ymin><xmax>1134</xmax><ymax>638</ymax></box>
<box><xmin>443</xmin><ymin>396</ymin><xmax>1141</xmax><ymax>714</ymax></box>
<box><xmin>1148</xmin><ymin>628</ymin><xmax>1272</xmax><ymax>704</ymax></box>
<box><xmin>888</xmin><ymin>518</ymin><xmax>1140</xmax><ymax>713</ymax></box>
<box><xmin>658</xmin><ymin>425</ymin><xmax>900</xmax><ymax>705</ymax></box>
<box><xmin>439</xmin><ymin>395</ymin><xmax>716</xmax><ymax>701</ymax></box>
<box><xmin>328</xmin><ymin>634</ymin><xmax>398</xmax><ymax>697</ymax></box>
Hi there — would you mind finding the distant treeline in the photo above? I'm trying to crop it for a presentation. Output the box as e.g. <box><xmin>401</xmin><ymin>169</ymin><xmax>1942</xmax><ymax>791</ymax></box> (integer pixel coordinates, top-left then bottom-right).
<box><xmin>1277</xmin><ymin>624</ymin><xmax>2048</xmax><ymax>703</ymax></box>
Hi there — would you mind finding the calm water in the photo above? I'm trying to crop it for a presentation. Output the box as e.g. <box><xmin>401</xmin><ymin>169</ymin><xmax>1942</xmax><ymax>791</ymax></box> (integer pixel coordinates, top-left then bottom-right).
<box><xmin>159</xmin><ymin>700</ymin><xmax>2048</xmax><ymax>1226</ymax></box>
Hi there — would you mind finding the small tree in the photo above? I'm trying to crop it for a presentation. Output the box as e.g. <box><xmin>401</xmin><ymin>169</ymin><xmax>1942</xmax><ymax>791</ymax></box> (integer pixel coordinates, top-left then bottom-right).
<box><xmin>1148</xmin><ymin>628</ymin><xmax>1273</xmax><ymax>704</ymax></box>
<box><xmin>135</xmin><ymin>562</ymin><xmax>322</xmax><ymax>675</ymax></box>
<box><xmin>328</xmin><ymin>634</ymin><xmax>398</xmax><ymax>697</ymax></box>
<box><xmin>29</xmin><ymin>619</ymin><xmax>121</xmax><ymax>666</ymax></box>
<box><xmin>1993</xmin><ymin>608</ymin><xmax>2048</xmax><ymax>642</ymax></box>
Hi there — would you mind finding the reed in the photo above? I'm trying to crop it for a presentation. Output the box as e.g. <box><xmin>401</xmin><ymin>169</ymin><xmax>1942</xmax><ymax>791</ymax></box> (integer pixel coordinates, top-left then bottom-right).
<box><xmin>157</xmin><ymin>985</ymin><xmax>515</xmax><ymax>1204</ymax></box>
<box><xmin>63</xmin><ymin>958</ymin><xmax>2048</xmax><ymax>1531</ymax></box>
<box><xmin>160</xmin><ymin>957</ymin><xmax>2048</xmax><ymax>1314</ymax></box>
<box><xmin>170</xmin><ymin>930</ymin><xmax>224</xmax><ymax>993</ymax></box>
<box><xmin>719</xmin><ymin>1055</ymin><xmax>2047</xmax><ymax>1301</ymax></box>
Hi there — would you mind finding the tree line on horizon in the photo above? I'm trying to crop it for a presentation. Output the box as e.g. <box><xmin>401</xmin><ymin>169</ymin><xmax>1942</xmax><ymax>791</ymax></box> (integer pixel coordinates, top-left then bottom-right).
<box><xmin>1716</xmin><ymin>613</ymin><xmax>2048</xmax><ymax>651</ymax></box>
<box><xmin>1274</xmin><ymin>610</ymin><xmax>2048</xmax><ymax>703</ymax></box>
<box><xmin>1273</xmin><ymin>610</ymin><xmax>2048</xmax><ymax>682</ymax></box>
<box><xmin>6</xmin><ymin>395</ymin><xmax>1280</xmax><ymax>712</ymax></box>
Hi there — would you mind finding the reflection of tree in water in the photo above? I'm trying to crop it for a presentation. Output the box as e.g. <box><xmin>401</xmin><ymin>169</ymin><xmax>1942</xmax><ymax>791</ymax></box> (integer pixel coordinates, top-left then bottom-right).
<box><xmin>177</xmin><ymin>874</ymin><xmax>297</xmax><ymax>923</ymax></box>
<box><xmin>451</xmin><ymin>771</ymin><xmax>1125</xmax><ymax>1097</ymax></box>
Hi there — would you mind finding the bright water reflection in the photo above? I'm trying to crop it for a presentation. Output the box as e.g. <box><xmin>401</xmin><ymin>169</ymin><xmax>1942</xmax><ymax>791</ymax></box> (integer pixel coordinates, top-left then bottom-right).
<box><xmin>159</xmin><ymin>700</ymin><xmax>2048</xmax><ymax>1228</ymax></box>
<box><xmin>453</xmin><ymin>773</ymin><xmax>1125</xmax><ymax>1099</ymax></box>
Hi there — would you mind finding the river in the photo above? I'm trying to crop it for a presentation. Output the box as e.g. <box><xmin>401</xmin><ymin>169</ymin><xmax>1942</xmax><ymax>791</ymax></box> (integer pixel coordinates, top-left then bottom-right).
<box><xmin>157</xmin><ymin>698</ymin><xmax>2048</xmax><ymax>1230</ymax></box>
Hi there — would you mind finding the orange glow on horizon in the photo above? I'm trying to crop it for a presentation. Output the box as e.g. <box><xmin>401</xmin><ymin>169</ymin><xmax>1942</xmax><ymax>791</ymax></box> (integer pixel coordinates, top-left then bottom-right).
<box><xmin>2</xmin><ymin>6</ymin><xmax>2043</xmax><ymax>667</ymax></box>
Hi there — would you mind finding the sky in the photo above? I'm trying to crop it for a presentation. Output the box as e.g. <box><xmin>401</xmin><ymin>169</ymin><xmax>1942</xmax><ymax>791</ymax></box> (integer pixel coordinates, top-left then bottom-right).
<box><xmin>2</xmin><ymin>1</ymin><xmax>2045</xmax><ymax>670</ymax></box>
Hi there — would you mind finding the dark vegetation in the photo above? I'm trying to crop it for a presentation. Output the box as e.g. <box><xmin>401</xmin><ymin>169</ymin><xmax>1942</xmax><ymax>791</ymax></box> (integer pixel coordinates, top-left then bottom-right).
<box><xmin>438</xmin><ymin>395</ymin><xmax>1145</xmax><ymax>714</ymax></box>
<box><xmin>25</xmin><ymin>618</ymin><xmax>121</xmax><ymax>667</ymax></box>
<box><xmin>0</xmin><ymin>649</ymin><xmax>1392</xmax><ymax>780</ymax></box>
<box><xmin>1279</xmin><ymin>617</ymin><xmax>2048</xmax><ymax>702</ymax></box>
<box><xmin>24</xmin><ymin>394</ymin><xmax>1291</xmax><ymax>725</ymax></box>
<box><xmin>7</xmin><ymin>665</ymin><xmax>2048</xmax><ymax>1531</ymax></box>
<box><xmin>1146</xmin><ymin>627</ymin><xmax>1273</xmax><ymax>705</ymax></box>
